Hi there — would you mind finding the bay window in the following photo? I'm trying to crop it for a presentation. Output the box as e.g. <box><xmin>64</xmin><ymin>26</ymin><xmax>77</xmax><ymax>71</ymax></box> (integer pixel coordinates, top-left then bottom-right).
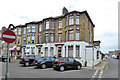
<box><xmin>76</xmin><ymin>15</ymin><xmax>80</xmax><ymax>24</ymax></box>
<box><xmin>69</xmin><ymin>30</ymin><xmax>74</xmax><ymax>40</ymax></box>
<box><xmin>50</xmin><ymin>33</ymin><xmax>54</xmax><ymax>42</ymax></box>
<box><xmin>69</xmin><ymin>16</ymin><xmax>73</xmax><ymax>25</ymax></box>
<box><xmin>46</xmin><ymin>21</ymin><xmax>49</xmax><ymax>29</ymax></box>
<box><xmin>45</xmin><ymin>33</ymin><xmax>49</xmax><ymax>42</ymax></box>
<box><xmin>32</xmin><ymin>24</ymin><xmax>35</xmax><ymax>32</ymax></box>
<box><xmin>58</xmin><ymin>20</ymin><xmax>62</xmax><ymax>28</ymax></box>
<box><xmin>76</xmin><ymin>29</ymin><xmax>80</xmax><ymax>40</ymax></box>
<box><xmin>39</xmin><ymin>24</ymin><xmax>42</xmax><ymax>32</ymax></box>
<box><xmin>51</xmin><ymin>20</ymin><xmax>54</xmax><ymax>29</ymax></box>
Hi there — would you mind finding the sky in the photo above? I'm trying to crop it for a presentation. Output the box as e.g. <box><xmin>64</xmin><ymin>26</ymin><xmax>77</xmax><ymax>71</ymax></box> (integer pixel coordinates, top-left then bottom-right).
<box><xmin>0</xmin><ymin>0</ymin><xmax>119</xmax><ymax>53</ymax></box>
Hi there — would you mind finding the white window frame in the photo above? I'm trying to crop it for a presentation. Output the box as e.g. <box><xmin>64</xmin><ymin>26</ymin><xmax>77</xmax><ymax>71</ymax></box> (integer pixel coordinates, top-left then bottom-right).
<box><xmin>27</xmin><ymin>24</ymin><xmax>31</xmax><ymax>33</ymax></box>
<box><xmin>76</xmin><ymin>15</ymin><xmax>80</xmax><ymax>24</ymax></box>
<box><xmin>32</xmin><ymin>24</ymin><xmax>35</xmax><ymax>32</ymax></box>
<box><xmin>76</xmin><ymin>30</ymin><xmax>80</xmax><ymax>40</ymax></box>
<box><xmin>58</xmin><ymin>20</ymin><xmax>62</xmax><ymax>28</ymax></box>
<box><xmin>39</xmin><ymin>24</ymin><xmax>42</xmax><ymax>32</ymax></box>
<box><xmin>69</xmin><ymin>30</ymin><xmax>74</xmax><ymax>40</ymax></box>
<box><xmin>46</xmin><ymin>21</ymin><xmax>49</xmax><ymax>29</ymax></box>
<box><xmin>69</xmin><ymin>16</ymin><xmax>74</xmax><ymax>25</ymax></box>
<box><xmin>18</xmin><ymin>27</ymin><xmax>21</xmax><ymax>35</ymax></box>
<box><xmin>58</xmin><ymin>33</ymin><xmax>62</xmax><ymax>42</ymax></box>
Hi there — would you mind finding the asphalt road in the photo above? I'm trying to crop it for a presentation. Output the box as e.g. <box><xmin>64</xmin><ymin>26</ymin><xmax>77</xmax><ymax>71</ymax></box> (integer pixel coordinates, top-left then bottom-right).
<box><xmin>1</xmin><ymin>58</ymin><xmax>119</xmax><ymax>79</ymax></box>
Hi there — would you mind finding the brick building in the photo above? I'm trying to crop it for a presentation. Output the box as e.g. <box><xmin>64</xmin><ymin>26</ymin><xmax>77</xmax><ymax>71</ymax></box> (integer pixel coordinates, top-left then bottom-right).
<box><xmin>2</xmin><ymin>7</ymin><xmax>102</xmax><ymax>66</ymax></box>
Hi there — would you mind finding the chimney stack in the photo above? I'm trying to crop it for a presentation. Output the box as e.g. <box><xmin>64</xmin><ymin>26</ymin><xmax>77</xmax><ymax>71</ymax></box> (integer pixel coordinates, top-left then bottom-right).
<box><xmin>62</xmin><ymin>7</ymin><xmax>68</xmax><ymax>15</ymax></box>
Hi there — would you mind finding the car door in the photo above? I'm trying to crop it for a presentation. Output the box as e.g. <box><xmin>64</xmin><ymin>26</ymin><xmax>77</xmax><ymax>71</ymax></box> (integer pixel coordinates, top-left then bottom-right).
<box><xmin>44</xmin><ymin>57</ymin><xmax>51</xmax><ymax>67</ymax></box>
<box><xmin>68</xmin><ymin>58</ymin><xmax>76</xmax><ymax>68</ymax></box>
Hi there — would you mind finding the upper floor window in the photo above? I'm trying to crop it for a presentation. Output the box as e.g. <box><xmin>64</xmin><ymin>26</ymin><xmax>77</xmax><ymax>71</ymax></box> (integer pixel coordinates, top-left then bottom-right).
<box><xmin>76</xmin><ymin>29</ymin><xmax>80</xmax><ymax>40</ymax></box>
<box><xmin>69</xmin><ymin>16</ymin><xmax>74</xmax><ymax>25</ymax></box>
<box><xmin>50</xmin><ymin>33</ymin><xmax>54</xmax><ymax>42</ymax></box>
<box><xmin>58</xmin><ymin>20</ymin><xmax>62</xmax><ymax>28</ymax></box>
<box><xmin>18</xmin><ymin>27</ymin><xmax>21</xmax><ymax>35</ymax></box>
<box><xmin>23</xmin><ymin>36</ymin><xmax>26</xmax><ymax>45</ymax></box>
<box><xmin>76</xmin><ymin>15</ymin><xmax>80</xmax><ymax>24</ymax></box>
<box><xmin>32</xmin><ymin>24</ymin><xmax>35</xmax><ymax>32</ymax></box>
<box><xmin>51</xmin><ymin>20</ymin><xmax>54</xmax><ymax>29</ymax></box>
<box><xmin>69</xmin><ymin>30</ymin><xmax>74</xmax><ymax>40</ymax></box>
<box><xmin>46</xmin><ymin>21</ymin><xmax>49</xmax><ymax>29</ymax></box>
<box><xmin>39</xmin><ymin>24</ymin><xmax>42</xmax><ymax>32</ymax></box>
<box><xmin>32</xmin><ymin>35</ymin><xmax>35</xmax><ymax>44</ymax></box>
<box><xmin>58</xmin><ymin>33</ymin><xmax>62</xmax><ymax>42</ymax></box>
<box><xmin>27</xmin><ymin>24</ymin><xmax>31</xmax><ymax>33</ymax></box>
<box><xmin>38</xmin><ymin>35</ymin><xmax>41</xmax><ymax>44</ymax></box>
<box><xmin>23</xmin><ymin>27</ymin><xmax>26</xmax><ymax>34</ymax></box>
<box><xmin>14</xmin><ymin>29</ymin><xmax>17</xmax><ymax>35</ymax></box>
<box><xmin>18</xmin><ymin>37</ymin><xmax>21</xmax><ymax>45</ymax></box>
<box><xmin>65</xmin><ymin>31</ymin><xmax>67</xmax><ymax>41</ymax></box>
<box><xmin>27</xmin><ymin>35</ymin><xmax>30</xmax><ymax>43</ymax></box>
<box><xmin>45</xmin><ymin>33</ymin><xmax>49</xmax><ymax>42</ymax></box>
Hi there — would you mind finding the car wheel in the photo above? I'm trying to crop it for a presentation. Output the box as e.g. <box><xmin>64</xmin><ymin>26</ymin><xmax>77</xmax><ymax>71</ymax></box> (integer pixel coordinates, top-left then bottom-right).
<box><xmin>4</xmin><ymin>59</ymin><xmax>7</xmax><ymax>62</ymax></box>
<box><xmin>60</xmin><ymin>66</ymin><xmax>65</xmax><ymax>71</ymax></box>
<box><xmin>41</xmin><ymin>64</ymin><xmax>46</xmax><ymax>69</ymax></box>
<box><xmin>24</xmin><ymin>62</ymin><xmax>29</xmax><ymax>67</ymax></box>
<box><xmin>77</xmin><ymin>65</ymin><xmax>81</xmax><ymax>70</ymax></box>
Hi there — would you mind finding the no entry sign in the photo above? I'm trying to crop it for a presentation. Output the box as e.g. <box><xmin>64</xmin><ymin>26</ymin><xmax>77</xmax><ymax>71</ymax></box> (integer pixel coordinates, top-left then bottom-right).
<box><xmin>2</xmin><ymin>30</ymin><xmax>16</xmax><ymax>43</ymax></box>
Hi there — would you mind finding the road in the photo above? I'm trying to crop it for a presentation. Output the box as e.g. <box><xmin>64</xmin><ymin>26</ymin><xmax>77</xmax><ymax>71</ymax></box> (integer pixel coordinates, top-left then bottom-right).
<box><xmin>1</xmin><ymin>58</ymin><xmax>119</xmax><ymax>80</ymax></box>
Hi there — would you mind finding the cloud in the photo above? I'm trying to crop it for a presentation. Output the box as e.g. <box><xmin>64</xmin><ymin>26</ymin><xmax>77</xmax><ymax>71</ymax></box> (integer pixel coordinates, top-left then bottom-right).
<box><xmin>0</xmin><ymin>0</ymin><xmax>119</xmax><ymax>53</ymax></box>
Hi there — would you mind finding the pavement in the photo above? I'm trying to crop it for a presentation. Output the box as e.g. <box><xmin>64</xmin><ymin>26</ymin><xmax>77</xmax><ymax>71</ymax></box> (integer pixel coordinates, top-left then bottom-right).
<box><xmin>82</xmin><ymin>59</ymin><xmax>108</xmax><ymax>70</ymax></box>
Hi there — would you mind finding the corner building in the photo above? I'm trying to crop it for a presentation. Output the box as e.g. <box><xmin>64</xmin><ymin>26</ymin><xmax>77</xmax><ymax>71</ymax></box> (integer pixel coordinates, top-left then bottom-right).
<box><xmin>16</xmin><ymin>8</ymin><xmax>102</xmax><ymax>66</ymax></box>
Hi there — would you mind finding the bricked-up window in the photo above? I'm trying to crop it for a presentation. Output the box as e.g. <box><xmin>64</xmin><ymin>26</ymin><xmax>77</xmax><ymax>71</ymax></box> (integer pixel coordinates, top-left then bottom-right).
<box><xmin>46</xmin><ymin>21</ymin><xmax>49</xmax><ymax>29</ymax></box>
<box><xmin>27</xmin><ymin>24</ymin><xmax>31</xmax><ymax>33</ymax></box>
<box><xmin>51</xmin><ymin>20</ymin><xmax>54</xmax><ymax>29</ymax></box>
<box><xmin>32</xmin><ymin>24</ymin><xmax>35</xmax><ymax>32</ymax></box>
<box><xmin>38</xmin><ymin>35</ymin><xmax>41</xmax><ymax>44</ymax></box>
<box><xmin>69</xmin><ymin>16</ymin><xmax>73</xmax><ymax>25</ymax></box>
<box><xmin>32</xmin><ymin>35</ymin><xmax>35</xmax><ymax>44</ymax></box>
<box><xmin>50</xmin><ymin>33</ymin><xmax>54</xmax><ymax>42</ymax></box>
<box><xmin>58</xmin><ymin>20</ymin><xmax>62</xmax><ymax>28</ymax></box>
<box><xmin>76</xmin><ymin>15</ymin><xmax>80</xmax><ymax>24</ymax></box>
<box><xmin>76</xmin><ymin>46</ymin><xmax>79</xmax><ymax>57</ymax></box>
<box><xmin>23</xmin><ymin>27</ymin><xmax>26</xmax><ymax>34</ymax></box>
<box><xmin>23</xmin><ymin>36</ymin><xmax>26</xmax><ymax>45</ymax></box>
<box><xmin>68</xmin><ymin>46</ymin><xmax>73</xmax><ymax>57</ymax></box>
<box><xmin>90</xmin><ymin>31</ymin><xmax>92</xmax><ymax>43</ymax></box>
<box><xmin>69</xmin><ymin>30</ymin><xmax>74</xmax><ymax>40</ymax></box>
<box><xmin>65</xmin><ymin>31</ymin><xmax>67</xmax><ymax>41</ymax></box>
<box><xmin>18</xmin><ymin>37</ymin><xmax>21</xmax><ymax>45</ymax></box>
<box><xmin>58</xmin><ymin>33</ymin><xmax>62</xmax><ymax>42</ymax></box>
<box><xmin>76</xmin><ymin>29</ymin><xmax>80</xmax><ymax>40</ymax></box>
<box><xmin>39</xmin><ymin>24</ymin><xmax>42</xmax><ymax>32</ymax></box>
<box><xmin>45</xmin><ymin>47</ymin><xmax>48</xmax><ymax>57</ymax></box>
<box><xmin>65</xmin><ymin>17</ymin><xmax>67</xmax><ymax>26</ymax></box>
<box><xmin>45</xmin><ymin>33</ymin><xmax>49</xmax><ymax>42</ymax></box>
<box><xmin>27</xmin><ymin>35</ymin><xmax>30</xmax><ymax>43</ymax></box>
<box><xmin>18</xmin><ymin>27</ymin><xmax>21</xmax><ymax>35</ymax></box>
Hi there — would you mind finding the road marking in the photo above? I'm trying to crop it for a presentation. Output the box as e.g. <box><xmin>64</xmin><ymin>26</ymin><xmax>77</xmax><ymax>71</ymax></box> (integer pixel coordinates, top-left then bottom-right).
<box><xmin>59</xmin><ymin>70</ymin><xmax>81</xmax><ymax>73</ymax></box>
<box><xmin>98</xmin><ymin>70</ymin><xmax>103</xmax><ymax>78</ymax></box>
<box><xmin>91</xmin><ymin>70</ymin><xmax>99</xmax><ymax>78</ymax></box>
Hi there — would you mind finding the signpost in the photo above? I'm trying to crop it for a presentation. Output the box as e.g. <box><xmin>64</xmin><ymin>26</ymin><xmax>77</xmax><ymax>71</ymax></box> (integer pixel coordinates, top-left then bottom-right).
<box><xmin>2</xmin><ymin>25</ymin><xmax>16</xmax><ymax>80</ymax></box>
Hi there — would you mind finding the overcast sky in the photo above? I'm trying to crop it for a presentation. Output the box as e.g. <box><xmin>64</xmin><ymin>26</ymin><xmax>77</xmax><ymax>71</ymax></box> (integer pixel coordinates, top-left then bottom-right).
<box><xmin>0</xmin><ymin>0</ymin><xmax>119</xmax><ymax>53</ymax></box>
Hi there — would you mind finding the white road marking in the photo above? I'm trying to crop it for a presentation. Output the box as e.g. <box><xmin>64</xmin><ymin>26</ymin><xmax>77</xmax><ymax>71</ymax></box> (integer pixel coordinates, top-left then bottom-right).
<box><xmin>59</xmin><ymin>70</ymin><xmax>81</xmax><ymax>73</ymax></box>
<box><xmin>3</xmin><ymin>34</ymin><xmax>15</xmax><ymax>39</ymax></box>
<box><xmin>98</xmin><ymin>70</ymin><xmax>103</xmax><ymax>78</ymax></box>
<box><xmin>91</xmin><ymin>70</ymin><xmax>99</xmax><ymax>78</ymax></box>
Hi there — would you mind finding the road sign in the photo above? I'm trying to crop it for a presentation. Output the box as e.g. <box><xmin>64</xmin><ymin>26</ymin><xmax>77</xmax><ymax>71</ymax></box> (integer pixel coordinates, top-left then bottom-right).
<box><xmin>2</xmin><ymin>30</ymin><xmax>16</xmax><ymax>43</ymax></box>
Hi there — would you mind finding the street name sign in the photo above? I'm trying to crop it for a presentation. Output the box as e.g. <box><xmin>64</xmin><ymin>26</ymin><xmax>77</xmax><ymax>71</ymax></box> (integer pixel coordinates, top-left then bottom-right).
<box><xmin>2</xmin><ymin>30</ymin><xmax>16</xmax><ymax>43</ymax></box>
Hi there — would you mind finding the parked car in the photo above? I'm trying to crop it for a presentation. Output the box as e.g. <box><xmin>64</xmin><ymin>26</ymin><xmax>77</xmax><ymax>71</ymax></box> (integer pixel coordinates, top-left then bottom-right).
<box><xmin>52</xmin><ymin>57</ymin><xmax>82</xmax><ymax>71</ymax></box>
<box><xmin>19</xmin><ymin>55</ymin><xmax>40</xmax><ymax>67</ymax></box>
<box><xmin>0</xmin><ymin>55</ymin><xmax>11</xmax><ymax>62</ymax></box>
<box><xmin>34</xmin><ymin>57</ymin><xmax>55</xmax><ymax>69</ymax></box>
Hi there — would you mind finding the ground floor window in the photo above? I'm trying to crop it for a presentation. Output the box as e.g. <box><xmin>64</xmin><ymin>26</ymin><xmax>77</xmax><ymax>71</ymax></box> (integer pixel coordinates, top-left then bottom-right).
<box><xmin>76</xmin><ymin>46</ymin><xmax>79</xmax><ymax>57</ymax></box>
<box><xmin>38</xmin><ymin>47</ymin><xmax>41</xmax><ymax>53</ymax></box>
<box><xmin>45</xmin><ymin>47</ymin><xmax>48</xmax><ymax>57</ymax></box>
<box><xmin>68</xmin><ymin>46</ymin><xmax>73</xmax><ymax>57</ymax></box>
<box><xmin>17</xmin><ymin>51</ymin><xmax>20</xmax><ymax>55</ymax></box>
<box><xmin>50</xmin><ymin>47</ymin><xmax>54</xmax><ymax>56</ymax></box>
<box><xmin>31</xmin><ymin>47</ymin><xmax>35</xmax><ymax>54</ymax></box>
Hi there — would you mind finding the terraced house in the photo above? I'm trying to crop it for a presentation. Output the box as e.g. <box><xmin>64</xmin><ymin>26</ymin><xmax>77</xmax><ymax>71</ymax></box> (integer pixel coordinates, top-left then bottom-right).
<box><xmin>4</xmin><ymin>7</ymin><xmax>102</xmax><ymax>66</ymax></box>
